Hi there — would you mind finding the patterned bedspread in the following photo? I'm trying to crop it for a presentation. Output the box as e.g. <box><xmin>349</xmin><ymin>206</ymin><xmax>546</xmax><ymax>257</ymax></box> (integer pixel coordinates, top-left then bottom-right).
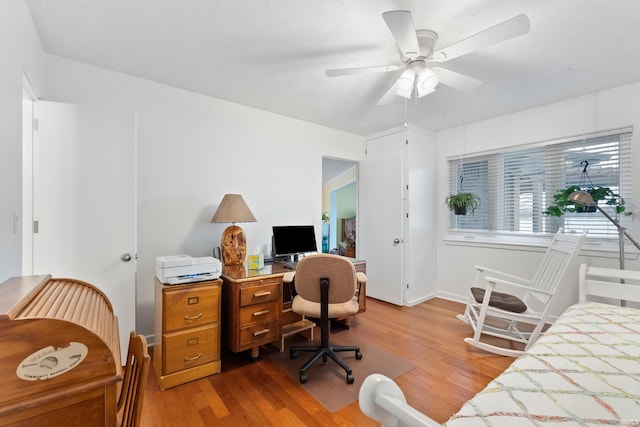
<box><xmin>445</xmin><ymin>302</ymin><xmax>640</xmax><ymax>426</ymax></box>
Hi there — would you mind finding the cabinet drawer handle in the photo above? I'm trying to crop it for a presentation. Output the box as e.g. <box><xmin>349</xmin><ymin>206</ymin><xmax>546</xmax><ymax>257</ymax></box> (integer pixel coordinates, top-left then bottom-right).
<box><xmin>184</xmin><ymin>353</ymin><xmax>203</xmax><ymax>362</ymax></box>
<box><xmin>184</xmin><ymin>313</ymin><xmax>203</xmax><ymax>321</ymax></box>
<box><xmin>253</xmin><ymin>291</ymin><xmax>271</xmax><ymax>298</ymax></box>
<box><xmin>253</xmin><ymin>328</ymin><xmax>270</xmax><ymax>337</ymax></box>
<box><xmin>253</xmin><ymin>309</ymin><xmax>270</xmax><ymax>317</ymax></box>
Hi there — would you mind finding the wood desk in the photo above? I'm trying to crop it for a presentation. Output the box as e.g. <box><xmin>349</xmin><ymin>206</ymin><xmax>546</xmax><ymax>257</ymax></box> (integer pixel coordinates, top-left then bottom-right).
<box><xmin>221</xmin><ymin>259</ymin><xmax>366</xmax><ymax>358</ymax></box>
<box><xmin>221</xmin><ymin>264</ymin><xmax>285</xmax><ymax>359</ymax></box>
<box><xmin>0</xmin><ymin>275</ymin><xmax>121</xmax><ymax>426</ymax></box>
<box><xmin>338</xmin><ymin>241</ymin><xmax>356</xmax><ymax>258</ymax></box>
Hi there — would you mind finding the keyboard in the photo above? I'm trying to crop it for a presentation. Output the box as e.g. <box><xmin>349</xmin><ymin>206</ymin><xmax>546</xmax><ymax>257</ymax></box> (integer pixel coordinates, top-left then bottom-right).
<box><xmin>282</xmin><ymin>260</ymin><xmax>298</xmax><ymax>270</ymax></box>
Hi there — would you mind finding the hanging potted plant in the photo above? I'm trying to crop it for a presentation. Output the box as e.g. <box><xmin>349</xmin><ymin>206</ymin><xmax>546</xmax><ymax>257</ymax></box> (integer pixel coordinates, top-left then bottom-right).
<box><xmin>445</xmin><ymin>192</ymin><xmax>481</xmax><ymax>215</ymax></box>
<box><xmin>543</xmin><ymin>185</ymin><xmax>626</xmax><ymax>217</ymax></box>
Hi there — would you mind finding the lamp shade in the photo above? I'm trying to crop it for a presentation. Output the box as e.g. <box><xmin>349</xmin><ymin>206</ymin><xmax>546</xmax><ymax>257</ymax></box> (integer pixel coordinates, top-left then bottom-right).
<box><xmin>211</xmin><ymin>194</ymin><xmax>256</xmax><ymax>224</ymax></box>
<box><xmin>416</xmin><ymin>68</ymin><xmax>439</xmax><ymax>97</ymax></box>
<box><xmin>568</xmin><ymin>190</ymin><xmax>596</xmax><ymax>207</ymax></box>
<box><xmin>396</xmin><ymin>69</ymin><xmax>416</xmax><ymax>98</ymax></box>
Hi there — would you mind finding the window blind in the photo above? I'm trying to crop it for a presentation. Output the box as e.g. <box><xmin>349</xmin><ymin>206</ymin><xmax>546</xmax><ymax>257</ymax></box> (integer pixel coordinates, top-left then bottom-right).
<box><xmin>448</xmin><ymin>129</ymin><xmax>633</xmax><ymax>237</ymax></box>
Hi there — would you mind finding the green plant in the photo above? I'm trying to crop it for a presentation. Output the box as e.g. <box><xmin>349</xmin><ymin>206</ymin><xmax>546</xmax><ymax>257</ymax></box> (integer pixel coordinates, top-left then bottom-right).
<box><xmin>543</xmin><ymin>185</ymin><xmax>626</xmax><ymax>217</ymax></box>
<box><xmin>321</xmin><ymin>211</ymin><xmax>329</xmax><ymax>223</ymax></box>
<box><xmin>445</xmin><ymin>192</ymin><xmax>480</xmax><ymax>215</ymax></box>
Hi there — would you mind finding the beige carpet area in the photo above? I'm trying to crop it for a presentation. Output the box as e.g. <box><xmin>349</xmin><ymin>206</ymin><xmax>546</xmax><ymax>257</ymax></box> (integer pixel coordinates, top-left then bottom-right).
<box><xmin>266</xmin><ymin>329</ymin><xmax>416</xmax><ymax>413</ymax></box>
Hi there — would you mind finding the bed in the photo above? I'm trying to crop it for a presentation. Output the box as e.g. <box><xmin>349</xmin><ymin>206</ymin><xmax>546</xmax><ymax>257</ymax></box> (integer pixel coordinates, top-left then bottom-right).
<box><xmin>359</xmin><ymin>264</ymin><xmax>640</xmax><ymax>427</ymax></box>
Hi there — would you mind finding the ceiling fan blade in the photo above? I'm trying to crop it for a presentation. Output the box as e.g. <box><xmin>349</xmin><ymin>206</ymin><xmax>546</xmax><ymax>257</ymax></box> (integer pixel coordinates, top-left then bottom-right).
<box><xmin>432</xmin><ymin>67</ymin><xmax>482</xmax><ymax>92</ymax></box>
<box><xmin>325</xmin><ymin>64</ymin><xmax>402</xmax><ymax>77</ymax></box>
<box><xmin>376</xmin><ymin>80</ymin><xmax>401</xmax><ymax>106</ymax></box>
<box><xmin>431</xmin><ymin>14</ymin><xmax>530</xmax><ymax>62</ymax></box>
<box><xmin>382</xmin><ymin>10</ymin><xmax>421</xmax><ymax>59</ymax></box>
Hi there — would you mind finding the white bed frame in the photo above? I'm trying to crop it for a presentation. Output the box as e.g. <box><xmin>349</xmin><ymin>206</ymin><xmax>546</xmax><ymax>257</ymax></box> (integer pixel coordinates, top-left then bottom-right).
<box><xmin>358</xmin><ymin>264</ymin><xmax>640</xmax><ymax>427</ymax></box>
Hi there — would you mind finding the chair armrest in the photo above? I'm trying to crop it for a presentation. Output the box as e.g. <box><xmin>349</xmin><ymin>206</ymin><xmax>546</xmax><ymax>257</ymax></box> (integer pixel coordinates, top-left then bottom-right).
<box><xmin>283</xmin><ymin>271</ymin><xmax>295</xmax><ymax>284</ymax></box>
<box><xmin>475</xmin><ymin>265</ymin><xmax>532</xmax><ymax>286</ymax></box>
<box><xmin>484</xmin><ymin>276</ymin><xmax>552</xmax><ymax>297</ymax></box>
<box><xmin>356</xmin><ymin>272</ymin><xmax>367</xmax><ymax>284</ymax></box>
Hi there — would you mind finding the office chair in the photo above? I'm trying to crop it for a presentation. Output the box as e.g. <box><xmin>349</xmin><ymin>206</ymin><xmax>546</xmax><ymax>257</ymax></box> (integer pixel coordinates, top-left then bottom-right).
<box><xmin>287</xmin><ymin>253</ymin><xmax>365</xmax><ymax>384</ymax></box>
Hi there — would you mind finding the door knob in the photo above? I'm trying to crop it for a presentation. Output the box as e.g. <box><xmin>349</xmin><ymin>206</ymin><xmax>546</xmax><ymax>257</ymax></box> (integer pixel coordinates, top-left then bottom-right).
<box><xmin>393</xmin><ymin>239</ymin><xmax>400</xmax><ymax>244</ymax></box>
<box><xmin>120</xmin><ymin>253</ymin><xmax>132</xmax><ymax>262</ymax></box>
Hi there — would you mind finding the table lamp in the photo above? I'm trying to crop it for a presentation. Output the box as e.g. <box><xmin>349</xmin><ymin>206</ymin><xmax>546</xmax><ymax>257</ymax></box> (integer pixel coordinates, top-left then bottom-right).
<box><xmin>211</xmin><ymin>194</ymin><xmax>256</xmax><ymax>266</ymax></box>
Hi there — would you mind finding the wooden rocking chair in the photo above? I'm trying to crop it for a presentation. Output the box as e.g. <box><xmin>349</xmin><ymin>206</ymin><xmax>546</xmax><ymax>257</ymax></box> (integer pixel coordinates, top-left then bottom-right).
<box><xmin>457</xmin><ymin>229</ymin><xmax>587</xmax><ymax>357</ymax></box>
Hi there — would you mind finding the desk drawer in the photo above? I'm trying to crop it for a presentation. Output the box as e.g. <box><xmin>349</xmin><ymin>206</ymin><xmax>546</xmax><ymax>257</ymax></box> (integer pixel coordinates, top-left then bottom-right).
<box><xmin>239</xmin><ymin>279</ymin><xmax>280</xmax><ymax>307</ymax></box>
<box><xmin>239</xmin><ymin>320</ymin><xmax>279</xmax><ymax>347</ymax></box>
<box><xmin>164</xmin><ymin>325</ymin><xmax>219</xmax><ymax>374</ymax></box>
<box><xmin>239</xmin><ymin>301</ymin><xmax>279</xmax><ymax>325</ymax></box>
<box><xmin>164</xmin><ymin>286</ymin><xmax>220</xmax><ymax>332</ymax></box>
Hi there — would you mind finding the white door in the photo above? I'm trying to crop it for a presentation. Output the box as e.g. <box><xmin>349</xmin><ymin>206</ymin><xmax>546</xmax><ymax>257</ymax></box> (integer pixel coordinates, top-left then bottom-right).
<box><xmin>359</xmin><ymin>132</ymin><xmax>405</xmax><ymax>305</ymax></box>
<box><xmin>32</xmin><ymin>101</ymin><xmax>136</xmax><ymax>359</ymax></box>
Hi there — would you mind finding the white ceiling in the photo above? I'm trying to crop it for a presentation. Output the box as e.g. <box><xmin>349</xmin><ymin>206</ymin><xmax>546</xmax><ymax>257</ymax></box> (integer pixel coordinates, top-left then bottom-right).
<box><xmin>25</xmin><ymin>0</ymin><xmax>640</xmax><ymax>136</ymax></box>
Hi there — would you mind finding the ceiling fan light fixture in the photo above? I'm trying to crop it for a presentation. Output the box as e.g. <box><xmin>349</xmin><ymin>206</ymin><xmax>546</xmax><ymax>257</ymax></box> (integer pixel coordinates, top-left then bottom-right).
<box><xmin>325</xmin><ymin>11</ymin><xmax>530</xmax><ymax>105</ymax></box>
<box><xmin>416</xmin><ymin>68</ymin><xmax>439</xmax><ymax>97</ymax></box>
<box><xmin>396</xmin><ymin>69</ymin><xmax>415</xmax><ymax>98</ymax></box>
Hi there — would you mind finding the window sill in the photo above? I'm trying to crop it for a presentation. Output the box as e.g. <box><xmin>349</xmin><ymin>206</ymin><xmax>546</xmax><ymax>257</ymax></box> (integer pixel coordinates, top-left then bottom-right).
<box><xmin>443</xmin><ymin>230</ymin><xmax>639</xmax><ymax>260</ymax></box>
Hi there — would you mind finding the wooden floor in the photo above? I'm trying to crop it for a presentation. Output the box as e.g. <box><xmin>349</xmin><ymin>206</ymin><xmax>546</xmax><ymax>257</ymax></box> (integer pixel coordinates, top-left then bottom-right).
<box><xmin>140</xmin><ymin>298</ymin><xmax>515</xmax><ymax>426</ymax></box>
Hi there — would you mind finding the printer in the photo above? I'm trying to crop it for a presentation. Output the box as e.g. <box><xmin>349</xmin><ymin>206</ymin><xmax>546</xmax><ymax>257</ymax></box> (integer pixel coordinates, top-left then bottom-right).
<box><xmin>156</xmin><ymin>254</ymin><xmax>222</xmax><ymax>285</ymax></box>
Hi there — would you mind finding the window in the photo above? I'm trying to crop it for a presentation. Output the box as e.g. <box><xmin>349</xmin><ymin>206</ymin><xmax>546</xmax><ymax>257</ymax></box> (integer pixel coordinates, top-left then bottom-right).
<box><xmin>448</xmin><ymin>129</ymin><xmax>632</xmax><ymax>238</ymax></box>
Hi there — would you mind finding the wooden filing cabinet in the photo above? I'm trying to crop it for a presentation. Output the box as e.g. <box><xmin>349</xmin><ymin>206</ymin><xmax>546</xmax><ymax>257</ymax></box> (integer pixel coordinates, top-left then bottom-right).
<box><xmin>221</xmin><ymin>266</ymin><xmax>284</xmax><ymax>359</ymax></box>
<box><xmin>154</xmin><ymin>278</ymin><xmax>222</xmax><ymax>390</ymax></box>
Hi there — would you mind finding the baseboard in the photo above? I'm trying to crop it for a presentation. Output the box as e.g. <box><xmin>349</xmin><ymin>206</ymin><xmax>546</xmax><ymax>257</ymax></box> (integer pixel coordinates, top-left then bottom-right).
<box><xmin>404</xmin><ymin>293</ymin><xmax>436</xmax><ymax>307</ymax></box>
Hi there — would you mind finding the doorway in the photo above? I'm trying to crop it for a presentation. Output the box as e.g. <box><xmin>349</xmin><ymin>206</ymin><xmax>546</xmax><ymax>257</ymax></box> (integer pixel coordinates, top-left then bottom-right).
<box><xmin>322</xmin><ymin>158</ymin><xmax>357</xmax><ymax>255</ymax></box>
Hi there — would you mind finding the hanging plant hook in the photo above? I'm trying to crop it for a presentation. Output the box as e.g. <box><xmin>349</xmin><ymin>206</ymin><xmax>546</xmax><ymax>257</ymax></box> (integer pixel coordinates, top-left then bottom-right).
<box><xmin>579</xmin><ymin>160</ymin><xmax>594</xmax><ymax>187</ymax></box>
<box><xmin>581</xmin><ymin>160</ymin><xmax>589</xmax><ymax>174</ymax></box>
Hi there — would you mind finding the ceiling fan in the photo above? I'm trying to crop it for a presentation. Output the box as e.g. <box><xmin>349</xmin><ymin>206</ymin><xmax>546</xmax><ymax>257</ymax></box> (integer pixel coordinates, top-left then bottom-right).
<box><xmin>325</xmin><ymin>10</ymin><xmax>530</xmax><ymax>105</ymax></box>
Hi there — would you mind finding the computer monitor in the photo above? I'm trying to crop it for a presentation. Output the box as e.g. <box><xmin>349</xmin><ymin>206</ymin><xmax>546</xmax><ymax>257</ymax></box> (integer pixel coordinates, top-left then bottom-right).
<box><xmin>272</xmin><ymin>225</ymin><xmax>318</xmax><ymax>260</ymax></box>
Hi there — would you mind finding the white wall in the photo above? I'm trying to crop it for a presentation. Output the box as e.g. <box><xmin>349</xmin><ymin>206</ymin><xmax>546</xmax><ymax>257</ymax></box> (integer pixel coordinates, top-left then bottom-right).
<box><xmin>41</xmin><ymin>55</ymin><xmax>365</xmax><ymax>339</ymax></box>
<box><xmin>0</xmin><ymin>1</ymin><xmax>44</xmax><ymax>281</ymax></box>
<box><xmin>434</xmin><ymin>82</ymin><xmax>640</xmax><ymax>317</ymax></box>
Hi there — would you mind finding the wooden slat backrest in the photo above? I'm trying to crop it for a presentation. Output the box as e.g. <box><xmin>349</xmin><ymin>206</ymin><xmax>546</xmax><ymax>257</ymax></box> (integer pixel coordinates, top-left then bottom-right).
<box><xmin>531</xmin><ymin>230</ymin><xmax>586</xmax><ymax>293</ymax></box>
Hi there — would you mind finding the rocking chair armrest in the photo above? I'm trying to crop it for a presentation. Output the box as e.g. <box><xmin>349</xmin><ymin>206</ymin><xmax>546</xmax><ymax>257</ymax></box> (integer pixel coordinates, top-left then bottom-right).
<box><xmin>486</xmin><ymin>277</ymin><xmax>551</xmax><ymax>295</ymax></box>
<box><xmin>475</xmin><ymin>265</ymin><xmax>532</xmax><ymax>286</ymax></box>
<box><xmin>484</xmin><ymin>276</ymin><xmax>553</xmax><ymax>297</ymax></box>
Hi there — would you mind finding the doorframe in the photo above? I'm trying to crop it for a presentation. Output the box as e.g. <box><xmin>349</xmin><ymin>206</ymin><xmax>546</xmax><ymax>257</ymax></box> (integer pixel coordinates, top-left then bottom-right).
<box><xmin>21</xmin><ymin>74</ymin><xmax>39</xmax><ymax>275</ymax></box>
<box><xmin>322</xmin><ymin>158</ymin><xmax>358</xmax><ymax>253</ymax></box>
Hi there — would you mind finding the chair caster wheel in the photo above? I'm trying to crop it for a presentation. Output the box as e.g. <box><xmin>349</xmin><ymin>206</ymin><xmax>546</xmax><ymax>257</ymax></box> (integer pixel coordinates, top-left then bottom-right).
<box><xmin>347</xmin><ymin>373</ymin><xmax>354</xmax><ymax>384</ymax></box>
<box><xmin>300</xmin><ymin>373</ymin><xmax>307</xmax><ymax>384</ymax></box>
<box><xmin>355</xmin><ymin>350</ymin><xmax>362</xmax><ymax>360</ymax></box>
<box><xmin>290</xmin><ymin>350</ymin><xmax>297</xmax><ymax>360</ymax></box>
